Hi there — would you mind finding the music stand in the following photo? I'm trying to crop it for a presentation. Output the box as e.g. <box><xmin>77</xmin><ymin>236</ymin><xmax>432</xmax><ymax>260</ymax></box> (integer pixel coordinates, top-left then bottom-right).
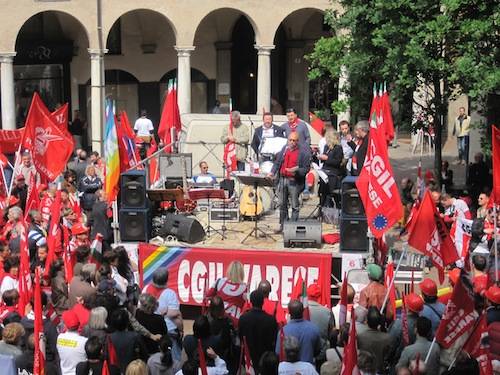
<box><xmin>236</xmin><ymin>174</ymin><xmax>276</xmax><ymax>244</ymax></box>
<box><xmin>189</xmin><ymin>189</ymin><xmax>226</xmax><ymax>238</ymax></box>
<box><xmin>147</xmin><ymin>189</ymin><xmax>184</xmax><ymax>203</ymax></box>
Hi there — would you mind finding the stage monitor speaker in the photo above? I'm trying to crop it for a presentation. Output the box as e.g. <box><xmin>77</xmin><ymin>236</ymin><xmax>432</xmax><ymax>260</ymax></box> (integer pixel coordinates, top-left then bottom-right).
<box><xmin>340</xmin><ymin>216</ymin><xmax>368</xmax><ymax>252</ymax></box>
<box><xmin>121</xmin><ymin>170</ymin><xmax>147</xmax><ymax>208</ymax></box>
<box><xmin>161</xmin><ymin>213</ymin><xmax>205</xmax><ymax>243</ymax></box>
<box><xmin>159</xmin><ymin>153</ymin><xmax>192</xmax><ymax>179</ymax></box>
<box><xmin>341</xmin><ymin>176</ymin><xmax>365</xmax><ymax>216</ymax></box>
<box><xmin>283</xmin><ymin>220</ymin><xmax>322</xmax><ymax>248</ymax></box>
<box><xmin>119</xmin><ymin>208</ymin><xmax>150</xmax><ymax>242</ymax></box>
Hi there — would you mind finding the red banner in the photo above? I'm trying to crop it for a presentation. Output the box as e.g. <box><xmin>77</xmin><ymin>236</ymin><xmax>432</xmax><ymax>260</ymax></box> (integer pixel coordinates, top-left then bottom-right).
<box><xmin>138</xmin><ymin>244</ymin><xmax>332</xmax><ymax>307</ymax></box>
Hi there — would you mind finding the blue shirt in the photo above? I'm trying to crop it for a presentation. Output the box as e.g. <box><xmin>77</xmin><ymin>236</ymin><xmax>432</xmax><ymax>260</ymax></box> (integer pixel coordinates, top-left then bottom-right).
<box><xmin>276</xmin><ymin>319</ymin><xmax>321</xmax><ymax>364</ymax></box>
<box><xmin>421</xmin><ymin>302</ymin><xmax>445</xmax><ymax>337</ymax></box>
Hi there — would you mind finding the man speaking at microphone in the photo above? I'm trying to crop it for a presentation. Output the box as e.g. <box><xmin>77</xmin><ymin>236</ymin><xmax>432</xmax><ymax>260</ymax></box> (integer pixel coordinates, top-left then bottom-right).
<box><xmin>268</xmin><ymin>132</ymin><xmax>311</xmax><ymax>234</ymax></box>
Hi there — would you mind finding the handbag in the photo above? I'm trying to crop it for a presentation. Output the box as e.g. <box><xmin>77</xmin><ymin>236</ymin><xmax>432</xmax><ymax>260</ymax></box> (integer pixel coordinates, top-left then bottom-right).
<box><xmin>322</xmin><ymin>198</ymin><xmax>339</xmax><ymax>225</ymax></box>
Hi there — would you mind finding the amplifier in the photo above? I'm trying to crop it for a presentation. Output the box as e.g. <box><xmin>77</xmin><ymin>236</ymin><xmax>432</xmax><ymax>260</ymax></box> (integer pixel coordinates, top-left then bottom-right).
<box><xmin>283</xmin><ymin>220</ymin><xmax>322</xmax><ymax>248</ymax></box>
<box><xmin>210</xmin><ymin>205</ymin><xmax>239</xmax><ymax>222</ymax></box>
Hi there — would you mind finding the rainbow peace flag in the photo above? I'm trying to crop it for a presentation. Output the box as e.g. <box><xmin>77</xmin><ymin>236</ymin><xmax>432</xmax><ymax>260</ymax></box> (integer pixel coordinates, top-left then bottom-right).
<box><xmin>139</xmin><ymin>244</ymin><xmax>185</xmax><ymax>287</ymax></box>
<box><xmin>104</xmin><ymin>100</ymin><xmax>120</xmax><ymax>202</ymax></box>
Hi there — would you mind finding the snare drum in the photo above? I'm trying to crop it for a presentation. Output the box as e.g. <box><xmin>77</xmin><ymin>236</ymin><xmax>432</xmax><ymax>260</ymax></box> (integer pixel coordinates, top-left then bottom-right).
<box><xmin>260</xmin><ymin>161</ymin><xmax>274</xmax><ymax>174</ymax></box>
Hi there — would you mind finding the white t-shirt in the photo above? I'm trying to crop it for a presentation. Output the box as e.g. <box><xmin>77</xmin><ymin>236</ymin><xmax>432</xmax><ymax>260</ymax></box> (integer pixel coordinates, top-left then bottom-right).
<box><xmin>278</xmin><ymin>361</ymin><xmax>318</xmax><ymax>375</ymax></box>
<box><xmin>134</xmin><ymin>117</ymin><xmax>154</xmax><ymax>136</ymax></box>
<box><xmin>445</xmin><ymin>198</ymin><xmax>471</xmax><ymax>219</ymax></box>
<box><xmin>57</xmin><ymin>331</ymin><xmax>88</xmax><ymax>375</ymax></box>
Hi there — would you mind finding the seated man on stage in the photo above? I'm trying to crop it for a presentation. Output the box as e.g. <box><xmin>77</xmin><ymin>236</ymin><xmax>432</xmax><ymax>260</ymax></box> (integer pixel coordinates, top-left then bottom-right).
<box><xmin>268</xmin><ymin>132</ymin><xmax>311</xmax><ymax>233</ymax></box>
<box><xmin>251</xmin><ymin>112</ymin><xmax>285</xmax><ymax>162</ymax></box>
<box><xmin>192</xmin><ymin>161</ymin><xmax>217</xmax><ymax>185</ymax></box>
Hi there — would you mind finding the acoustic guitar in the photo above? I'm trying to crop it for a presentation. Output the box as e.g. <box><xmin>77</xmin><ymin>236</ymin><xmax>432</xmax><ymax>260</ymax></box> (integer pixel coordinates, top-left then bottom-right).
<box><xmin>174</xmin><ymin>155</ymin><xmax>197</xmax><ymax>213</ymax></box>
<box><xmin>239</xmin><ymin>185</ymin><xmax>264</xmax><ymax>217</ymax></box>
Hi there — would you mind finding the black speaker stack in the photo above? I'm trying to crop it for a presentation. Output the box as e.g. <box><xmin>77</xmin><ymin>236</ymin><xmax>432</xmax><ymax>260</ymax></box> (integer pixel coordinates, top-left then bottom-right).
<box><xmin>340</xmin><ymin>176</ymin><xmax>368</xmax><ymax>252</ymax></box>
<box><xmin>119</xmin><ymin>170</ymin><xmax>150</xmax><ymax>242</ymax></box>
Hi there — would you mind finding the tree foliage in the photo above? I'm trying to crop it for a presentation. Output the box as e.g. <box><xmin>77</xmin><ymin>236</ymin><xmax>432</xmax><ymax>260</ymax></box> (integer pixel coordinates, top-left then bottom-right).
<box><xmin>308</xmin><ymin>0</ymin><xmax>499</xmax><ymax>181</ymax></box>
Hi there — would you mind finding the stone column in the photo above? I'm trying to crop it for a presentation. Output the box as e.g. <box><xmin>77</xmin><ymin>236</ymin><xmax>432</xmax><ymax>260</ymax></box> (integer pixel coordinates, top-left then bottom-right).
<box><xmin>255</xmin><ymin>45</ymin><xmax>275</xmax><ymax>114</ymax></box>
<box><xmin>175</xmin><ymin>46</ymin><xmax>195</xmax><ymax>115</ymax></box>
<box><xmin>337</xmin><ymin>65</ymin><xmax>350</xmax><ymax>129</ymax></box>
<box><xmin>88</xmin><ymin>48</ymin><xmax>107</xmax><ymax>153</ymax></box>
<box><xmin>0</xmin><ymin>52</ymin><xmax>17</xmax><ymax>130</ymax></box>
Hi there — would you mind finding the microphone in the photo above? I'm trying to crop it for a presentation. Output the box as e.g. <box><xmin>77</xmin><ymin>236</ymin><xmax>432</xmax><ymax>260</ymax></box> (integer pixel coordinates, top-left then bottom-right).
<box><xmin>248</xmin><ymin>116</ymin><xmax>254</xmax><ymax>127</ymax></box>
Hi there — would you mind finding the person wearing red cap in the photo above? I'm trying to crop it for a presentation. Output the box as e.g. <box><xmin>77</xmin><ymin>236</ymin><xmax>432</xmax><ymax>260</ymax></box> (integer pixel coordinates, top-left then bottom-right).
<box><xmin>56</xmin><ymin>309</ymin><xmax>88</xmax><ymax>375</ymax></box>
<box><xmin>389</xmin><ymin>293</ymin><xmax>424</xmax><ymax>354</ymax></box>
<box><xmin>69</xmin><ymin>223</ymin><xmax>90</xmax><ymax>254</ymax></box>
<box><xmin>419</xmin><ymin>278</ymin><xmax>445</xmax><ymax>337</ymax></box>
<box><xmin>306</xmin><ymin>283</ymin><xmax>335</xmax><ymax>364</ymax></box>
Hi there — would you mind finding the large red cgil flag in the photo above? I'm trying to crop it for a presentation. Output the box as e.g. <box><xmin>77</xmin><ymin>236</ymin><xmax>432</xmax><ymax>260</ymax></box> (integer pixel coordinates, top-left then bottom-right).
<box><xmin>21</xmin><ymin>93</ymin><xmax>74</xmax><ymax>181</ymax></box>
<box><xmin>463</xmin><ymin>314</ymin><xmax>493</xmax><ymax>375</ymax></box>
<box><xmin>435</xmin><ymin>270</ymin><xmax>478</xmax><ymax>349</ymax></box>
<box><xmin>407</xmin><ymin>190</ymin><xmax>459</xmax><ymax>283</ymax></box>
<box><xmin>356</xmin><ymin>88</ymin><xmax>403</xmax><ymax>238</ymax></box>
<box><xmin>33</xmin><ymin>267</ymin><xmax>46</xmax><ymax>375</ymax></box>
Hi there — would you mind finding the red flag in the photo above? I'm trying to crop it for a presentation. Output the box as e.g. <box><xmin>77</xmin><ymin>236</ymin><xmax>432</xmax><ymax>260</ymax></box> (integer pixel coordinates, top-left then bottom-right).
<box><xmin>341</xmin><ymin>308</ymin><xmax>360</xmax><ymax>375</ymax></box>
<box><xmin>62</xmin><ymin>225</ymin><xmax>73</xmax><ymax>282</ymax></box>
<box><xmin>223</xmin><ymin>111</ymin><xmax>237</xmax><ymax>178</ymax></box>
<box><xmin>463</xmin><ymin>314</ymin><xmax>493</xmax><ymax>375</ymax></box>
<box><xmin>44</xmin><ymin>189</ymin><xmax>62</xmax><ymax>277</ymax></box>
<box><xmin>291</xmin><ymin>273</ymin><xmax>310</xmax><ymax>320</ymax></box>
<box><xmin>492</xmin><ymin>126</ymin><xmax>500</xmax><ymax>205</ymax></box>
<box><xmin>242</xmin><ymin>336</ymin><xmax>255</xmax><ymax>375</ymax></box>
<box><xmin>401</xmin><ymin>296</ymin><xmax>410</xmax><ymax>347</ymax></box>
<box><xmin>117</xmin><ymin>112</ymin><xmax>140</xmax><ymax>172</ymax></box>
<box><xmin>22</xmin><ymin>93</ymin><xmax>74</xmax><ymax>181</ymax></box>
<box><xmin>147</xmin><ymin>137</ymin><xmax>159</xmax><ymax>184</ymax></box>
<box><xmin>356</xmin><ymin>90</ymin><xmax>403</xmax><ymax>238</ymax></box>
<box><xmin>308</xmin><ymin>112</ymin><xmax>325</xmax><ymax>135</ymax></box>
<box><xmin>24</xmin><ymin>171</ymin><xmax>40</xmax><ymax>220</ymax></box>
<box><xmin>34</xmin><ymin>268</ymin><xmax>46</xmax><ymax>375</ymax></box>
<box><xmin>381</xmin><ymin>87</ymin><xmax>395</xmax><ymax>143</ymax></box>
<box><xmin>158</xmin><ymin>80</ymin><xmax>181</xmax><ymax>153</ymax></box>
<box><xmin>198</xmin><ymin>339</ymin><xmax>208</xmax><ymax>375</ymax></box>
<box><xmin>408</xmin><ymin>190</ymin><xmax>459</xmax><ymax>283</ymax></box>
<box><xmin>106</xmin><ymin>336</ymin><xmax>118</xmax><ymax>367</ymax></box>
<box><xmin>18</xmin><ymin>219</ymin><xmax>32</xmax><ymax>316</ymax></box>
<box><xmin>101</xmin><ymin>360</ymin><xmax>111</xmax><ymax>375</ymax></box>
<box><xmin>385</xmin><ymin>261</ymin><xmax>396</xmax><ymax>318</ymax></box>
<box><xmin>435</xmin><ymin>271</ymin><xmax>478</xmax><ymax>348</ymax></box>
<box><xmin>279</xmin><ymin>328</ymin><xmax>285</xmax><ymax>362</ymax></box>
<box><xmin>51</xmin><ymin>104</ymin><xmax>68</xmax><ymax>129</ymax></box>
<box><xmin>339</xmin><ymin>273</ymin><xmax>348</xmax><ymax>327</ymax></box>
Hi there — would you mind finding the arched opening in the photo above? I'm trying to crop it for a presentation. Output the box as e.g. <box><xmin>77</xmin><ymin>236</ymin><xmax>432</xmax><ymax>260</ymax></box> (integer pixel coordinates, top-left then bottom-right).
<box><xmin>101</xmin><ymin>9</ymin><xmax>176</xmax><ymax>126</ymax></box>
<box><xmin>231</xmin><ymin>17</ymin><xmax>257</xmax><ymax>114</ymax></box>
<box><xmin>160</xmin><ymin>69</ymin><xmax>209</xmax><ymax>113</ymax></box>
<box><xmin>193</xmin><ymin>9</ymin><xmax>258</xmax><ymax>114</ymax></box>
<box><xmin>272</xmin><ymin>8</ymin><xmax>332</xmax><ymax>120</ymax></box>
<box><xmin>14</xmin><ymin>11</ymin><xmax>89</xmax><ymax>129</ymax></box>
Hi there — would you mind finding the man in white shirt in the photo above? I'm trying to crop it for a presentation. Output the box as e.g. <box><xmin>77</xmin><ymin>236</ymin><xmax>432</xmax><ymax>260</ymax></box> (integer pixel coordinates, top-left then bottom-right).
<box><xmin>440</xmin><ymin>193</ymin><xmax>472</xmax><ymax>220</ymax></box>
<box><xmin>192</xmin><ymin>161</ymin><xmax>217</xmax><ymax>185</ymax></box>
<box><xmin>57</xmin><ymin>310</ymin><xmax>88</xmax><ymax>375</ymax></box>
<box><xmin>134</xmin><ymin>110</ymin><xmax>154</xmax><ymax>137</ymax></box>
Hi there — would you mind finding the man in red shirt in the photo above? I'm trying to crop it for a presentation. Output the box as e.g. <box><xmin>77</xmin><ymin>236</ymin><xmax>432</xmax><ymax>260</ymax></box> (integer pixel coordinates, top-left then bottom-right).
<box><xmin>268</xmin><ymin>132</ymin><xmax>311</xmax><ymax>233</ymax></box>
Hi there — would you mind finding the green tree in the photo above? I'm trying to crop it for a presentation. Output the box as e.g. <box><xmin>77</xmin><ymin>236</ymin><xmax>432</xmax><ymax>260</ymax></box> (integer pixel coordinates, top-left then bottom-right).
<box><xmin>308</xmin><ymin>0</ymin><xmax>499</xmax><ymax>183</ymax></box>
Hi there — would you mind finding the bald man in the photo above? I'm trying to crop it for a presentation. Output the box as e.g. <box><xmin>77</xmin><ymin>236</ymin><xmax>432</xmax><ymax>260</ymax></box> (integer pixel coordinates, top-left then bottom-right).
<box><xmin>268</xmin><ymin>133</ymin><xmax>311</xmax><ymax>233</ymax></box>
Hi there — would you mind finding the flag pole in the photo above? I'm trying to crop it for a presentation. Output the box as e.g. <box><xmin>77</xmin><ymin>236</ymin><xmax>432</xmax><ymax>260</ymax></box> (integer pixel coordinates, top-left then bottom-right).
<box><xmin>381</xmin><ymin>242</ymin><xmax>408</xmax><ymax>313</ymax></box>
<box><xmin>494</xmin><ymin>203</ymin><xmax>498</xmax><ymax>283</ymax></box>
<box><xmin>6</xmin><ymin>144</ymin><xmax>23</xmax><ymax>200</ymax></box>
<box><xmin>424</xmin><ymin>337</ymin><xmax>436</xmax><ymax>364</ymax></box>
